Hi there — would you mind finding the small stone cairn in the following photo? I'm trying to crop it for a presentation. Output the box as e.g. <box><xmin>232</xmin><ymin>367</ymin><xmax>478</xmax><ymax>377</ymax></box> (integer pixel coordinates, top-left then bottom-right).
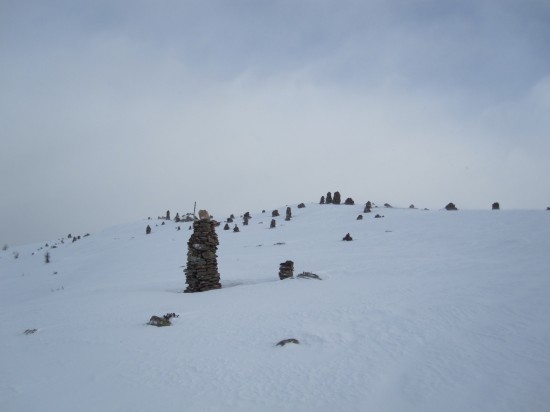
<box><xmin>233</xmin><ymin>225</ymin><xmax>240</xmax><ymax>232</ymax></box>
<box><xmin>357</xmin><ymin>214</ymin><xmax>363</xmax><ymax>220</ymax></box>
<box><xmin>445</xmin><ymin>203</ymin><xmax>458</xmax><ymax>211</ymax></box>
<box><xmin>270</xmin><ymin>219</ymin><xmax>276</xmax><ymax>229</ymax></box>
<box><xmin>279</xmin><ymin>260</ymin><xmax>294</xmax><ymax>280</ymax></box>
<box><xmin>333</xmin><ymin>191</ymin><xmax>341</xmax><ymax>204</ymax></box>
<box><xmin>342</xmin><ymin>233</ymin><xmax>353</xmax><ymax>241</ymax></box>
<box><xmin>344</xmin><ymin>197</ymin><xmax>354</xmax><ymax>205</ymax></box>
<box><xmin>298</xmin><ymin>203</ymin><xmax>306</xmax><ymax>208</ymax></box>
<box><xmin>184</xmin><ymin>210</ymin><xmax>221</xmax><ymax>293</ymax></box>
<box><xmin>364</xmin><ymin>201</ymin><xmax>372</xmax><ymax>213</ymax></box>
<box><xmin>492</xmin><ymin>202</ymin><xmax>500</xmax><ymax>210</ymax></box>
<box><xmin>272</xmin><ymin>210</ymin><xmax>280</xmax><ymax>217</ymax></box>
<box><xmin>320</xmin><ymin>196</ymin><xmax>325</xmax><ymax>204</ymax></box>
<box><xmin>326</xmin><ymin>192</ymin><xmax>333</xmax><ymax>204</ymax></box>
<box><xmin>285</xmin><ymin>207</ymin><xmax>292</xmax><ymax>221</ymax></box>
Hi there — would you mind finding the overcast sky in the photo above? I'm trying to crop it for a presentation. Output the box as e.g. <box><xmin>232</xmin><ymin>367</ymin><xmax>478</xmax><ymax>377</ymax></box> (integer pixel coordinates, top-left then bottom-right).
<box><xmin>1</xmin><ymin>0</ymin><xmax>549</xmax><ymax>246</ymax></box>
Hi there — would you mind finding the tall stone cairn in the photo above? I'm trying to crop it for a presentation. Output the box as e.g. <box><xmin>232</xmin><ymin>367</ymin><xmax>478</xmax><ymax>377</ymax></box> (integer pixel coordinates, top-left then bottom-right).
<box><xmin>184</xmin><ymin>210</ymin><xmax>221</xmax><ymax>293</ymax></box>
<box><xmin>285</xmin><ymin>207</ymin><xmax>292</xmax><ymax>221</ymax></box>
<box><xmin>279</xmin><ymin>260</ymin><xmax>294</xmax><ymax>280</ymax></box>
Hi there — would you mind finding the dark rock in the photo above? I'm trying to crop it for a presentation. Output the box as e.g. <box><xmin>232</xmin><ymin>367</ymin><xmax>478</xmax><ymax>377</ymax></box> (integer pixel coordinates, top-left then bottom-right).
<box><xmin>492</xmin><ymin>202</ymin><xmax>500</xmax><ymax>210</ymax></box>
<box><xmin>276</xmin><ymin>338</ymin><xmax>300</xmax><ymax>347</ymax></box>
<box><xmin>298</xmin><ymin>203</ymin><xmax>306</xmax><ymax>208</ymax></box>
<box><xmin>326</xmin><ymin>192</ymin><xmax>333</xmax><ymax>204</ymax></box>
<box><xmin>243</xmin><ymin>216</ymin><xmax>249</xmax><ymax>226</ymax></box>
<box><xmin>244</xmin><ymin>212</ymin><xmax>251</xmax><ymax>219</ymax></box>
<box><xmin>445</xmin><ymin>203</ymin><xmax>458</xmax><ymax>211</ymax></box>
<box><xmin>226</xmin><ymin>217</ymin><xmax>233</xmax><ymax>223</ymax></box>
<box><xmin>23</xmin><ymin>329</ymin><xmax>37</xmax><ymax>335</ymax></box>
<box><xmin>272</xmin><ymin>210</ymin><xmax>280</xmax><ymax>217</ymax></box>
<box><xmin>223</xmin><ymin>223</ymin><xmax>230</xmax><ymax>230</ymax></box>
<box><xmin>384</xmin><ymin>203</ymin><xmax>392</xmax><ymax>208</ymax></box>
<box><xmin>333</xmin><ymin>191</ymin><xmax>341</xmax><ymax>205</ymax></box>
<box><xmin>279</xmin><ymin>260</ymin><xmax>294</xmax><ymax>280</ymax></box>
<box><xmin>233</xmin><ymin>225</ymin><xmax>240</xmax><ymax>232</ymax></box>
<box><xmin>270</xmin><ymin>219</ymin><xmax>276</xmax><ymax>229</ymax></box>
<box><xmin>374</xmin><ymin>214</ymin><xmax>384</xmax><ymax>218</ymax></box>
<box><xmin>409</xmin><ymin>204</ymin><xmax>415</xmax><ymax>209</ymax></box>
<box><xmin>148</xmin><ymin>316</ymin><xmax>171</xmax><ymax>327</ymax></box>
<box><xmin>320</xmin><ymin>196</ymin><xmax>325</xmax><ymax>204</ymax></box>
<box><xmin>285</xmin><ymin>207</ymin><xmax>292</xmax><ymax>221</ymax></box>
<box><xmin>357</xmin><ymin>214</ymin><xmax>363</xmax><ymax>220</ymax></box>
<box><xmin>344</xmin><ymin>197</ymin><xmax>354</xmax><ymax>205</ymax></box>
<box><xmin>146</xmin><ymin>225</ymin><xmax>152</xmax><ymax>235</ymax></box>
<box><xmin>342</xmin><ymin>233</ymin><xmax>353</xmax><ymax>241</ymax></box>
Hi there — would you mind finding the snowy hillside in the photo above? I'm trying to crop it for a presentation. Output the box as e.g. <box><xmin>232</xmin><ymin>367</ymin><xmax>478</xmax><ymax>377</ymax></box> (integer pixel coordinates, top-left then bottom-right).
<box><xmin>1</xmin><ymin>202</ymin><xmax>549</xmax><ymax>412</ymax></box>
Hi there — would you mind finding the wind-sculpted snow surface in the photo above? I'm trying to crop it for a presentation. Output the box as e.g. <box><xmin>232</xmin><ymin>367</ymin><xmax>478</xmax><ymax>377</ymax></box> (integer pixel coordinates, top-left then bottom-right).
<box><xmin>1</xmin><ymin>205</ymin><xmax>549</xmax><ymax>412</ymax></box>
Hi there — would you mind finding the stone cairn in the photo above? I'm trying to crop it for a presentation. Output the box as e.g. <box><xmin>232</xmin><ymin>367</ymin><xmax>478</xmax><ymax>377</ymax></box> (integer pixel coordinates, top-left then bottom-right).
<box><xmin>342</xmin><ymin>233</ymin><xmax>353</xmax><ymax>241</ymax></box>
<box><xmin>223</xmin><ymin>223</ymin><xmax>230</xmax><ymax>230</ymax></box>
<box><xmin>364</xmin><ymin>201</ymin><xmax>372</xmax><ymax>213</ymax></box>
<box><xmin>320</xmin><ymin>196</ymin><xmax>325</xmax><ymax>204</ymax></box>
<box><xmin>357</xmin><ymin>214</ymin><xmax>363</xmax><ymax>220</ymax></box>
<box><xmin>233</xmin><ymin>225</ymin><xmax>240</xmax><ymax>232</ymax></box>
<box><xmin>298</xmin><ymin>203</ymin><xmax>306</xmax><ymax>208</ymax></box>
<box><xmin>243</xmin><ymin>216</ymin><xmax>249</xmax><ymax>226</ymax></box>
<box><xmin>344</xmin><ymin>197</ymin><xmax>354</xmax><ymax>205</ymax></box>
<box><xmin>492</xmin><ymin>202</ymin><xmax>500</xmax><ymax>210</ymax></box>
<box><xmin>184</xmin><ymin>210</ymin><xmax>221</xmax><ymax>293</ymax></box>
<box><xmin>333</xmin><ymin>191</ymin><xmax>341</xmax><ymax>204</ymax></box>
<box><xmin>279</xmin><ymin>260</ymin><xmax>294</xmax><ymax>280</ymax></box>
<box><xmin>285</xmin><ymin>207</ymin><xmax>292</xmax><ymax>221</ymax></box>
<box><xmin>270</xmin><ymin>219</ymin><xmax>276</xmax><ymax>229</ymax></box>
<box><xmin>445</xmin><ymin>202</ymin><xmax>458</xmax><ymax>211</ymax></box>
<box><xmin>326</xmin><ymin>192</ymin><xmax>333</xmax><ymax>204</ymax></box>
<box><xmin>272</xmin><ymin>209</ymin><xmax>280</xmax><ymax>217</ymax></box>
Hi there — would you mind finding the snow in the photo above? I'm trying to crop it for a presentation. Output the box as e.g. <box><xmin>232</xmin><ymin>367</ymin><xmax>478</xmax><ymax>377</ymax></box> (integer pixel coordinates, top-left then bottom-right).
<box><xmin>1</xmin><ymin>204</ymin><xmax>550</xmax><ymax>412</ymax></box>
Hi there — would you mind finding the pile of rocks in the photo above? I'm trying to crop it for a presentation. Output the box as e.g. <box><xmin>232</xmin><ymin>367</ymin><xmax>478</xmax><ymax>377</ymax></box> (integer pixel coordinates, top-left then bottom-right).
<box><xmin>492</xmin><ymin>202</ymin><xmax>500</xmax><ymax>210</ymax></box>
<box><xmin>270</xmin><ymin>219</ymin><xmax>276</xmax><ymax>229</ymax></box>
<box><xmin>279</xmin><ymin>260</ymin><xmax>294</xmax><ymax>280</ymax></box>
<box><xmin>272</xmin><ymin>210</ymin><xmax>280</xmax><ymax>217</ymax></box>
<box><xmin>445</xmin><ymin>203</ymin><xmax>458</xmax><ymax>211</ymax></box>
<box><xmin>364</xmin><ymin>201</ymin><xmax>372</xmax><ymax>213</ymax></box>
<box><xmin>342</xmin><ymin>233</ymin><xmax>353</xmax><ymax>241</ymax></box>
<box><xmin>184</xmin><ymin>210</ymin><xmax>222</xmax><ymax>293</ymax></box>
<box><xmin>298</xmin><ymin>203</ymin><xmax>306</xmax><ymax>208</ymax></box>
<box><xmin>344</xmin><ymin>198</ymin><xmax>354</xmax><ymax>205</ymax></box>
<box><xmin>285</xmin><ymin>207</ymin><xmax>292</xmax><ymax>221</ymax></box>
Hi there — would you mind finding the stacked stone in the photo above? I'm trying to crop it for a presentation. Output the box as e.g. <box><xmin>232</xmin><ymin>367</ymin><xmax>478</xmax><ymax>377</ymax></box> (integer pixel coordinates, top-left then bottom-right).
<box><xmin>243</xmin><ymin>216</ymin><xmax>249</xmax><ymax>225</ymax></box>
<box><xmin>270</xmin><ymin>219</ymin><xmax>276</xmax><ymax>228</ymax></box>
<box><xmin>344</xmin><ymin>197</ymin><xmax>354</xmax><ymax>205</ymax></box>
<box><xmin>364</xmin><ymin>201</ymin><xmax>372</xmax><ymax>213</ymax></box>
<box><xmin>272</xmin><ymin>210</ymin><xmax>280</xmax><ymax>217</ymax></box>
<box><xmin>285</xmin><ymin>207</ymin><xmax>292</xmax><ymax>221</ymax></box>
<box><xmin>184</xmin><ymin>210</ymin><xmax>221</xmax><ymax>293</ymax></box>
<box><xmin>492</xmin><ymin>202</ymin><xmax>500</xmax><ymax>210</ymax></box>
<box><xmin>298</xmin><ymin>203</ymin><xmax>306</xmax><ymax>208</ymax></box>
<box><xmin>279</xmin><ymin>260</ymin><xmax>294</xmax><ymax>280</ymax></box>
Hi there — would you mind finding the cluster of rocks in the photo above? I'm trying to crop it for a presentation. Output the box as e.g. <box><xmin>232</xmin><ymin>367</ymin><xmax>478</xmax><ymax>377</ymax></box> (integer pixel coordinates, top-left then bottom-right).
<box><xmin>184</xmin><ymin>210</ymin><xmax>222</xmax><ymax>293</ymax></box>
<box><xmin>148</xmin><ymin>313</ymin><xmax>179</xmax><ymax>327</ymax></box>
<box><xmin>279</xmin><ymin>260</ymin><xmax>294</xmax><ymax>280</ymax></box>
<box><xmin>320</xmin><ymin>191</ymin><xmax>347</xmax><ymax>204</ymax></box>
<box><xmin>296</xmin><ymin>272</ymin><xmax>321</xmax><ymax>280</ymax></box>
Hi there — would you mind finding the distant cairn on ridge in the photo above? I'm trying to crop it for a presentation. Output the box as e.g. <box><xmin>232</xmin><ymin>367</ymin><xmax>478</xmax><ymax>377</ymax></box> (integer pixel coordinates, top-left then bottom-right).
<box><xmin>445</xmin><ymin>203</ymin><xmax>458</xmax><ymax>211</ymax></box>
<box><xmin>492</xmin><ymin>202</ymin><xmax>500</xmax><ymax>210</ymax></box>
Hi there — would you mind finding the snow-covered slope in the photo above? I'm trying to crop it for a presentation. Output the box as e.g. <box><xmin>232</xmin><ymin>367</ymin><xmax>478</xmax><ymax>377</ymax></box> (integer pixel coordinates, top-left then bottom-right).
<box><xmin>1</xmin><ymin>203</ymin><xmax>549</xmax><ymax>412</ymax></box>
